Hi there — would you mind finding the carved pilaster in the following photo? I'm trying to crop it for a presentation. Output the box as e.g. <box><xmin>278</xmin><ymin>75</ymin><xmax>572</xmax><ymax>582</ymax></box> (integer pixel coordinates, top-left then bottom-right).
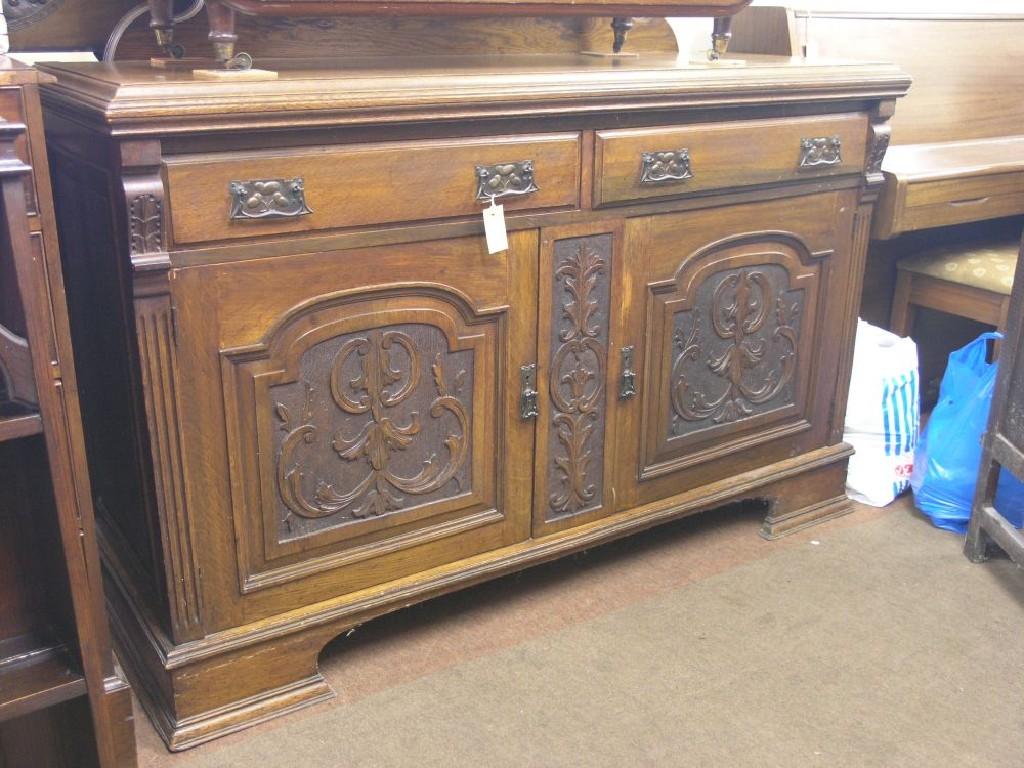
<box><xmin>134</xmin><ymin>290</ymin><xmax>203</xmax><ymax>639</ymax></box>
<box><xmin>120</xmin><ymin>140</ymin><xmax>203</xmax><ymax>640</ymax></box>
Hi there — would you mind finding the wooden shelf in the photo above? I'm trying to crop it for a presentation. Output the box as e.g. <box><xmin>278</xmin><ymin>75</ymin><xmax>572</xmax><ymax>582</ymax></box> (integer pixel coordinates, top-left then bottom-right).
<box><xmin>0</xmin><ymin>644</ymin><xmax>87</xmax><ymax>723</ymax></box>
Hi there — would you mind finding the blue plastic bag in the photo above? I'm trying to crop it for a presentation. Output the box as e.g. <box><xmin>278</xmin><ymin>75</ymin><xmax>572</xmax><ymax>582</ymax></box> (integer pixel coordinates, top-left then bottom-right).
<box><xmin>911</xmin><ymin>332</ymin><xmax>1024</xmax><ymax>533</ymax></box>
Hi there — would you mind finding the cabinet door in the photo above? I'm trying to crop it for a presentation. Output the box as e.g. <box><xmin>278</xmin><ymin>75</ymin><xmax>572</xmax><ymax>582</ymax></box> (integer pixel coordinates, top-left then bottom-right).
<box><xmin>171</xmin><ymin>232</ymin><xmax>536</xmax><ymax>625</ymax></box>
<box><xmin>615</xmin><ymin>191</ymin><xmax>858</xmax><ymax>508</ymax></box>
<box><xmin>532</xmin><ymin>222</ymin><xmax>627</xmax><ymax>537</ymax></box>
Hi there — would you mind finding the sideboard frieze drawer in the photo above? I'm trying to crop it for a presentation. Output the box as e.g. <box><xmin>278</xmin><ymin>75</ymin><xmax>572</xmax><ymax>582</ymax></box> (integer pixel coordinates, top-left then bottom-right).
<box><xmin>593</xmin><ymin>113</ymin><xmax>868</xmax><ymax>207</ymax></box>
<box><xmin>164</xmin><ymin>133</ymin><xmax>582</xmax><ymax>244</ymax></box>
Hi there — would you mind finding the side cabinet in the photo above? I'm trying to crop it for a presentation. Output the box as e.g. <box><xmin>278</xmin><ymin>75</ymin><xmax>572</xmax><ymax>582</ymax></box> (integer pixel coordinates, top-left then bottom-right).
<box><xmin>615</xmin><ymin>191</ymin><xmax>859</xmax><ymax>509</ymax></box>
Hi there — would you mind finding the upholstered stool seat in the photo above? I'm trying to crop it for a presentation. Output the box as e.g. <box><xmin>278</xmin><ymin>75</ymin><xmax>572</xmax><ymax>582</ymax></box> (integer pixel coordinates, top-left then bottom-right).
<box><xmin>891</xmin><ymin>237</ymin><xmax>1020</xmax><ymax>337</ymax></box>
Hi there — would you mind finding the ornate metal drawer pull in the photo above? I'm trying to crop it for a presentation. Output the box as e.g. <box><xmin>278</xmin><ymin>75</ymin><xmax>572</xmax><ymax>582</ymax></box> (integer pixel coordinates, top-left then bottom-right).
<box><xmin>520</xmin><ymin>362</ymin><xmax>539</xmax><ymax>420</ymax></box>
<box><xmin>799</xmin><ymin>137</ymin><xmax>842</xmax><ymax>169</ymax></box>
<box><xmin>229</xmin><ymin>178</ymin><xmax>312</xmax><ymax>220</ymax></box>
<box><xmin>619</xmin><ymin>346</ymin><xmax>637</xmax><ymax>399</ymax></box>
<box><xmin>475</xmin><ymin>161</ymin><xmax>539</xmax><ymax>202</ymax></box>
<box><xmin>640</xmin><ymin>149</ymin><xmax>693</xmax><ymax>184</ymax></box>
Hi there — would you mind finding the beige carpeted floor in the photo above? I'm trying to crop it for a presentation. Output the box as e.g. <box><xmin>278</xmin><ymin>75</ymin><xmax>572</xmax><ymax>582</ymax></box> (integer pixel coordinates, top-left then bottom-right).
<box><xmin>135</xmin><ymin>498</ymin><xmax>1024</xmax><ymax>767</ymax></box>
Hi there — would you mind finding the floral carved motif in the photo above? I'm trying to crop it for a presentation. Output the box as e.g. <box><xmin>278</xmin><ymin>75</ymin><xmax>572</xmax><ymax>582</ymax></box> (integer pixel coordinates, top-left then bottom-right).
<box><xmin>273</xmin><ymin>324</ymin><xmax>471</xmax><ymax>536</ymax></box>
<box><xmin>129</xmin><ymin>194</ymin><xmax>163</xmax><ymax>255</ymax></box>
<box><xmin>546</xmin><ymin>236</ymin><xmax>611</xmax><ymax>519</ymax></box>
<box><xmin>670</xmin><ymin>266</ymin><xmax>801</xmax><ymax>432</ymax></box>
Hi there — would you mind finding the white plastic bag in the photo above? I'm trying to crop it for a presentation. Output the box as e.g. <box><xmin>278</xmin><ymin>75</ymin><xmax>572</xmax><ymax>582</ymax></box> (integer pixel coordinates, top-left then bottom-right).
<box><xmin>843</xmin><ymin>319</ymin><xmax>920</xmax><ymax>507</ymax></box>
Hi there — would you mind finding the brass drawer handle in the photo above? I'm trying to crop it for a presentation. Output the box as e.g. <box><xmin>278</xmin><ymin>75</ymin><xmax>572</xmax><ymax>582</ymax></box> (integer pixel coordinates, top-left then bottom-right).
<box><xmin>520</xmin><ymin>362</ymin><xmax>539</xmax><ymax>420</ymax></box>
<box><xmin>799</xmin><ymin>137</ymin><xmax>842</xmax><ymax>169</ymax></box>
<box><xmin>229</xmin><ymin>178</ymin><xmax>312</xmax><ymax>220</ymax></box>
<box><xmin>640</xmin><ymin>149</ymin><xmax>693</xmax><ymax>184</ymax></box>
<box><xmin>475</xmin><ymin>161</ymin><xmax>539</xmax><ymax>202</ymax></box>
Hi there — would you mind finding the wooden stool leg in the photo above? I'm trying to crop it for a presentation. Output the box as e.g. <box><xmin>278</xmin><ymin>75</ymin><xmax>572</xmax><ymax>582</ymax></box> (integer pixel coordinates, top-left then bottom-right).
<box><xmin>965</xmin><ymin>458</ymin><xmax>1001</xmax><ymax>562</ymax></box>
<box><xmin>890</xmin><ymin>269</ymin><xmax>916</xmax><ymax>337</ymax></box>
<box><xmin>993</xmin><ymin>295</ymin><xmax>1011</xmax><ymax>359</ymax></box>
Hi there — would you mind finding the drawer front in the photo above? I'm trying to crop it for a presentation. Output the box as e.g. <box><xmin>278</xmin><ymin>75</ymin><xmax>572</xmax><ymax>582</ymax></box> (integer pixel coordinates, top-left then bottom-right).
<box><xmin>165</xmin><ymin>133</ymin><xmax>581</xmax><ymax>244</ymax></box>
<box><xmin>594</xmin><ymin>114</ymin><xmax>868</xmax><ymax>206</ymax></box>
<box><xmin>900</xmin><ymin>172</ymin><xmax>1024</xmax><ymax>232</ymax></box>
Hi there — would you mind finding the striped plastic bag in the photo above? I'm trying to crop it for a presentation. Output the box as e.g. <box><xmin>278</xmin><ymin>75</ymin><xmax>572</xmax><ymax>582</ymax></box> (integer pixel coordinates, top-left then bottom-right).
<box><xmin>843</xmin><ymin>320</ymin><xmax>920</xmax><ymax>507</ymax></box>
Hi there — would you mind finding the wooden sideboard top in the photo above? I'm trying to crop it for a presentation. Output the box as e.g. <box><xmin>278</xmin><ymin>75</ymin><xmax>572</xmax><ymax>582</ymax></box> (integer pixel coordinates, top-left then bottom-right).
<box><xmin>882</xmin><ymin>137</ymin><xmax>1024</xmax><ymax>184</ymax></box>
<box><xmin>39</xmin><ymin>54</ymin><xmax>909</xmax><ymax>135</ymax></box>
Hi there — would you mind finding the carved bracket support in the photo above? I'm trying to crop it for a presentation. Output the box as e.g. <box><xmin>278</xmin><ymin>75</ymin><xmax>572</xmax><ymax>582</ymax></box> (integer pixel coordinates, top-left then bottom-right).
<box><xmin>120</xmin><ymin>140</ymin><xmax>170</xmax><ymax>279</ymax></box>
<box><xmin>860</xmin><ymin>99</ymin><xmax>897</xmax><ymax>206</ymax></box>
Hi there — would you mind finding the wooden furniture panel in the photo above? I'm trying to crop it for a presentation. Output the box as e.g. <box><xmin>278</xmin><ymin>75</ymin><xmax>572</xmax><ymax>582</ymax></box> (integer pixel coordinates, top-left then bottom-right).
<box><xmin>170</xmin><ymin>233</ymin><xmax>536</xmax><ymax>618</ymax></box>
<box><xmin>876</xmin><ymin>164</ymin><xmax>1024</xmax><ymax>238</ymax></box>
<box><xmin>0</xmin><ymin>58</ymin><xmax>136</xmax><ymax>768</ymax></box>
<box><xmin>731</xmin><ymin>9</ymin><xmax>1024</xmax><ymax>146</ymax></box>
<box><xmin>38</xmin><ymin>49</ymin><xmax>906</xmax><ymax>751</ymax></box>
<box><xmin>165</xmin><ymin>134</ymin><xmax>582</xmax><ymax>244</ymax></box>
<box><xmin>614</xmin><ymin>190</ymin><xmax>856</xmax><ymax>520</ymax></box>
<box><xmin>729</xmin><ymin>9</ymin><xmax>1024</xmax><ymax>239</ymax></box>
<box><xmin>531</xmin><ymin>220</ymin><xmax>626</xmax><ymax>537</ymax></box>
<box><xmin>113</xmin><ymin>16</ymin><xmax>679</xmax><ymax>61</ymax></box>
<box><xmin>594</xmin><ymin>113</ymin><xmax>867</xmax><ymax>206</ymax></box>
<box><xmin>149</xmin><ymin>0</ymin><xmax>750</xmax><ymax>63</ymax></box>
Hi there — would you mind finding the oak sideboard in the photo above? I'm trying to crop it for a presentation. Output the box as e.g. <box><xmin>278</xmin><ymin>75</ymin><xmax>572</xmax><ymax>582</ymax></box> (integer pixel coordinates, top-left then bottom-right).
<box><xmin>38</xmin><ymin>49</ymin><xmax>908</xmax><ymax>749</ymax></box>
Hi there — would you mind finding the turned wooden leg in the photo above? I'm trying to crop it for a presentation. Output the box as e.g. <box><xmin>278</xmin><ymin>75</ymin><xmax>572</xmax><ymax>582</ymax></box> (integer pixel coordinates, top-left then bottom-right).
<box><xmin>206</xmin><ymin>0</ymin><xmax>238</xmax><ymax>63</ymax></box>
<box><xmin>889</xmin><ymin>269</ymin><xmax>916</xmax><ymax>337</ymax></box>
<box><xmin>709</xmin><ymin>15</ymin><xmax>733</xmax><ymax>60</ymax></box>
<box><xmin>611</xmin><ymin>17</ymin><xmax>634</xmax><ymax>54</ymax></box>
<box><xmin>148</xmin><ymin>0</ymin><xmax>175</xmax><ymax>49</ymax></box>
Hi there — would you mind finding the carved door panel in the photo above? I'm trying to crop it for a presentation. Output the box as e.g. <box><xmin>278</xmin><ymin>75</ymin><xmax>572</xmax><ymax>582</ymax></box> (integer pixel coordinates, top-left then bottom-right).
<box><xmin>172</xmin><ymin>232</ymin><xmax>536</xmax><ymax>626</ymax></box>
<box><xmin>532</xmin><ymin>221</ymin><xmax>626</xmax><ymax>537</ymax></box>
<box><xmin>615</xmin><ymin>191</ymin><xmax>858</xmax><ymax>508</ymax></box>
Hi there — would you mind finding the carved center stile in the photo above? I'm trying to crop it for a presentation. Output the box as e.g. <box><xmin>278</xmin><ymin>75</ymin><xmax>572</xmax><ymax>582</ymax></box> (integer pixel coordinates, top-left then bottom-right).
<box><xmin>546</xmin><ymin>236</ymin><xmax>611</xmax><ymax>520</ymax></box>
<box><xmin>670</xmin><ymin>265</ymin><xmax>801</xmax><ymax>435</ymax></box>
<box><xmin>272</xmin><ymin>323</ymin><xmax>472</xmax><ymax>538</ymax></box>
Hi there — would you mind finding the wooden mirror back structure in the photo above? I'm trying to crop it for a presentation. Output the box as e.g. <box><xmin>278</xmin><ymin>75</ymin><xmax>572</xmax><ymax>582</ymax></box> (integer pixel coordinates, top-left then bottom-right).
<box><xmin>145</xmin><ymin>0</ymin><xmax>749</xmax><ymax>62</ymax></box>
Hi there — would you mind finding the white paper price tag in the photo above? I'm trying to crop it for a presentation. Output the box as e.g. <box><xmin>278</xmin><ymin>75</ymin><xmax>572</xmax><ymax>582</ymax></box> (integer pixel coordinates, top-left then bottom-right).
<box><xmin>482</xmin><ymin>200</ymin><xmax>508</xmax><ymax>254</ymax></box>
